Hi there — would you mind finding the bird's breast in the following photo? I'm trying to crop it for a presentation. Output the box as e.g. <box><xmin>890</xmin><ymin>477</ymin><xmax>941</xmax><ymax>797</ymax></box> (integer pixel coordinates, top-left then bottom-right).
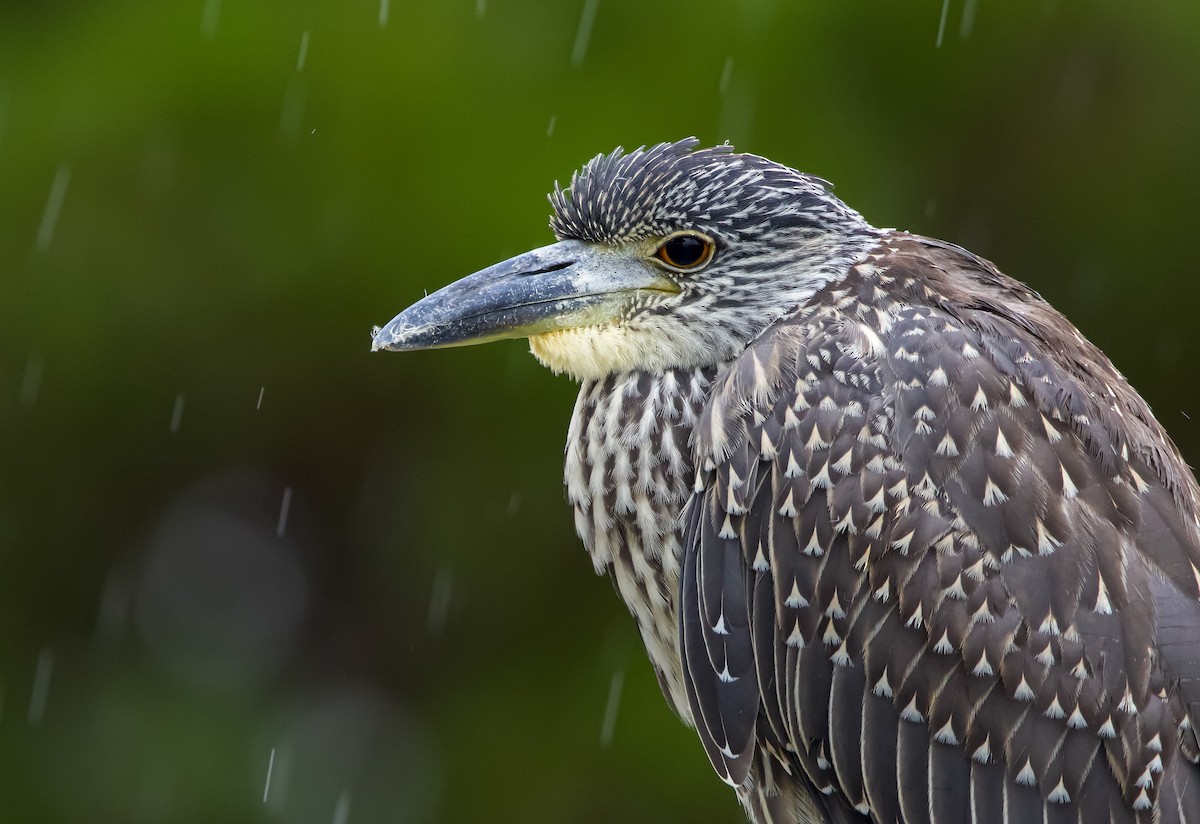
<box><xmin>564</xmin><ymin>367</ymin><xmax>717</xmax><ymax>716</ymax></box>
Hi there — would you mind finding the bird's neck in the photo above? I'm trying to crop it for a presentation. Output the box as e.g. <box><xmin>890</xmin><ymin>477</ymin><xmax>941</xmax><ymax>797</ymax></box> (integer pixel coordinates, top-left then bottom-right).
<box><xmin>563</xmin><ymin>365</ymin><xmax>720</xmax><ymax>715</ymax></box>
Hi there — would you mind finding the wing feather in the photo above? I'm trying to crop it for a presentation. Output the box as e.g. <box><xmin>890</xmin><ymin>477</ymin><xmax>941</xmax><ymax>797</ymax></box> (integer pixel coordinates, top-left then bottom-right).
<box><xmin>860</xmin><ymin>687</ymin><xmax>902</xmax><ymax>816</ymax></box>
<box><xmin>681</xmin><ymin>492</ymin><xmax>759</xmax><ymax>785</ymax></box>
<box><xmin>896</xmin><ymin>719</ymin><xmax>932</xmax><ymax>824</ymax></box>
<box><xmin>928</xmin><ymin>741</ymin><xmax>971</xmax><ymax>824</ymax></box>
<box><xmin>682</xmin><ymin>234</ymin><xmax>1200</xmax><ymax>821</ymax></box>
<box><xmin>826</xmin><ymin>655</ymin><xmax>868</xmax><ymax>811</ymax></box>
<box><xmin>968</xmin><ymin>759</ymin><xmax>1007</xmax><ymax>824</ymax></box>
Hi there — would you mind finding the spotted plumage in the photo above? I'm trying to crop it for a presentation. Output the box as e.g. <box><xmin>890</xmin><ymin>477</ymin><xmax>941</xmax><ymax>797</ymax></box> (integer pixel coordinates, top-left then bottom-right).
<box><xmin>374</xmin><ymin>139</ymin><xmax>1200</xmax><ymax>823</ymax></box>
<box><xmin>677</xmin><ymin>232</ymin><xmax>1200</xmax><ymax>822</ymax></box>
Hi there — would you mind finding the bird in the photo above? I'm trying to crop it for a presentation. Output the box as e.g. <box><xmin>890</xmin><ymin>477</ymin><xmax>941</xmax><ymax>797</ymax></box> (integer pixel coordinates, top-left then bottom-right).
<box><xmin>372</xmin><ymin>138</ymin><xmax>1200</xmax><ymax>823</ymax></box>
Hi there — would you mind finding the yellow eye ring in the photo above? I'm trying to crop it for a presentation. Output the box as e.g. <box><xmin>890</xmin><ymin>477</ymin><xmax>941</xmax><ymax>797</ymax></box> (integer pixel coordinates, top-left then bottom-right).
<box><xmin>654</xmin><ymin>231</ymin><xmax>716</xmax><ymax>272</ymax></box>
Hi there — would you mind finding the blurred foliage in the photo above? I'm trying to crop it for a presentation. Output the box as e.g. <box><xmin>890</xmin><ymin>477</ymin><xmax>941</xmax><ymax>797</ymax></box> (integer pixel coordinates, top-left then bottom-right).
<box><xmin>1</xmin><ymin>1</ymin><xmax>1199</xmax><ymax>822</ymax></box>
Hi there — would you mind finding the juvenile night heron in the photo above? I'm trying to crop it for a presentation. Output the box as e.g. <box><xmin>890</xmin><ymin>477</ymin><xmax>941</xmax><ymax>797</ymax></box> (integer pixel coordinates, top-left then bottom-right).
<box><xmin>372</xmin><ymin>139</ymin><xmax>1200</xmax><ymax>823</ymax></box>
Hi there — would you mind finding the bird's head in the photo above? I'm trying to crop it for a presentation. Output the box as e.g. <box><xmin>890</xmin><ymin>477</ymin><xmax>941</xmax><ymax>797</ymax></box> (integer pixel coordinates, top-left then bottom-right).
<box><xmin>372</xmin><ymin>138</ymin><xmax>879</xmax><ymax>380</ymax></box>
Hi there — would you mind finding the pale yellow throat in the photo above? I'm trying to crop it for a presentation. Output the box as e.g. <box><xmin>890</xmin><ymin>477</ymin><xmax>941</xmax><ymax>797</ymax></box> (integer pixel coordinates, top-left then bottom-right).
<box><xmin>529</xmin><ymin>324</ymin><xmax>711</xmax><ymax>382</ymax></box>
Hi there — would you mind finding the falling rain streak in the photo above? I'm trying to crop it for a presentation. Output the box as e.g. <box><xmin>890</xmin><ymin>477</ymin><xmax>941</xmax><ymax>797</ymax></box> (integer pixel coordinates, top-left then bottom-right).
<box><xmin>28</xmin><ymin>648</ymin><xmax>53</xmax><ymax>726</ymax></box>
<box><xmin>547</xmin><ymin>115</ymin><xmax>557</xmax><ymax>137</ymax></box>
<box><xmin>427</xmin><ymin>566</ymin><xmax>454</xmax><ymax>633</ymax></box>
<box><xmin>719</xmin><ymin>57</ymin><xmax>734</xmax><ymax>95</ymax></box>
<box><xmin>37</xmin><ymin>163</ymin><xmax>71</xmax><ymax>252</ymax></box>
<box><xmin>378</xmin><ymin>0</ymin><xmax>389</xmax><ymax>27</ymax></box>
<box><xmin>296</xmin><ymin>31</ymin><xmax>310</xmax><ymax>72</ymax></box>
<box><xmin>279</xmin><ymin>81</ymin><xmax>307</xmax><ymax>141</ymax></box>
<box><xmin>200</xmin><ymin>0</ymin><xmax>220</xmax><ymax>39</ymax></box>
<box><xmin>571</xmin><ymin>0</ymin><xmax>600</xmax><ymax>68</ymax></box>
<box><xmin>277</xmin><ymin>486</ymin><xmax>293</xmax><ymax>537</ymax></box>
<box><xmin>332</xmin><ymin>790</ymin><xmax>352</xmax><ymax>824</ymax></box>
<box><xmin>94</xmin><ymin>570</ymin><xmax>131</xmax><ymax>642</ymax></box>
<box><xmin>19</xmin><ymin>352</ymin><xmax>44</xmax><ymax>409</ymax></box>
<box><xmin>961</xmin><ymin>0</ymin><xmax>977</xmax><ymax>39</ymax></box>
<box><xmin>264</xmin><ymin>745</ymin><xmax>292</xmax><ymax>811</ymax></box>
<box><xmin>936</xmin><ymin>0</ymin><xmax>975</xmax><ymax>47</ymax></box>
<box><xmin>257</xmin><ymin>386</ymin><xmax>265</xmax><ymax>409</ymax></box>
<box><xmin>599</xmin><ymin>668</ymin><xmax>624</xmax><ymax>747</ymax></box>
<box><xmin>170</xmin><ymin>392</ymin><xmax>185</xmax><ymax>433</ymax></box>
<box><xmin>476</xmin><ymin>0</ymin><xmax>486</xmax><ymax>18</ymax></box>
<box><xmin>718</xmin><ymin>69</ymin><xmax>756</xmax><ymax>146</ymax></box>
<box><xmin>262</xmin><ymin>748</ymin><xmax>276</xmax><ymax>804</ymax></box>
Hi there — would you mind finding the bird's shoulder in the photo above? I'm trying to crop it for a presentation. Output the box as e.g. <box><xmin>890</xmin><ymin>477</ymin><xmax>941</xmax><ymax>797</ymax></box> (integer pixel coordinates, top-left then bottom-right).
<box><xmin>681</xmin><ymin>231</ymin><xmax>1200</xmax><ymax>821</ymax></box>
<box><xmin>697</xmin><ymin>230</ymin><xmax>1200</xmax><ymax>577</ymax></box>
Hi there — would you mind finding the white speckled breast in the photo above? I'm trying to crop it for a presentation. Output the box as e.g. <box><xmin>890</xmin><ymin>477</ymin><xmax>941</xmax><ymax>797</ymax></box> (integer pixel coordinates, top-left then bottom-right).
<box><xmin>564</xmin><ymin>367</ymin><xmax>716</xmax><ymax>717</ymax></box>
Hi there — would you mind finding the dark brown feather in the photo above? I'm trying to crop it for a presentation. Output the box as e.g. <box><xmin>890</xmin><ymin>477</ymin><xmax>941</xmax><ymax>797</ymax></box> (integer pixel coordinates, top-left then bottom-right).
<box><xmin>678</xmin><ymin>232</ymin><xmax>1200</xmax><ymax>821</ymax></box>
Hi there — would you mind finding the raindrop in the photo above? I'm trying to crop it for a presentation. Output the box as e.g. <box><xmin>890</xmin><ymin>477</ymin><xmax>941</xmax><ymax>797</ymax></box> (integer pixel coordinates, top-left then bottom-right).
<box><xmin>960</xmin><ymin>0</ymin><xmax>977</xmax><ymax>38</ymax></box>
<box><xmin>297</xmin><ymin>31</ymin><xmax>310</xmax><ymax>72</ymax></box>
<box><xmin>263</xmin><ymin>747</ymin><xmax>277</xmax><ymax>804</ymax></box>
<box><xmin>506</xmin><ymin>491</ymin><xmax>521</xmax><ymax>517</ymax></box>
<box><xmin>200</xmin><ymin>0</ymin><xmax>221</xmax><ymax>39</ymax></box>
<box><xmin>1182</xmin><ymin>410</ymin><xmax>1191</xmax><ymax>420</ymax></box>
<box><xmin>599</xmin><ymin>668</ymin><xmax>624</xmax><ymax>747</ymax></box>
<box><xmin>28</xmin><ymin>647</ymin><xmax>53</xmax><ymax>726</ymax></box>
<box><xmin>279</xmin><ymin>80</ymin><xmax>307</xmax><ymax>141</ymax></box>
<box><xmin>265</xmin><ymin>744</ymin><xmax>292</xmax><ymax>811</ymax></box>
<box><xmin>19</xmin><ymin>352</ymin><xmax>43</xmax><ymax>409</ymax></box>
<box><xmin>546</xmin><ymin>115</ymin><xmax>557</xmax><ymax>137</ymax></box>
<box><xmin>571</xmin><ymin>0</ymin><xmax>600</xmax><ymax>69</ymax></box>
<box><xmin>332</xmin><ymin>790</ymin><xmax>352</xmax><ymax>824</ymax></box>
<box><xmin>427</xmin><ymin>565</ymin><xmax>454</xmax><ymax>634</ymax></box>
<box><xmin>257</xmin><ymin>385</ymin><xmax>265</xmax><ymax>410</ymax></box>
<box><xmin>936</xmin><ymin>0</ymin><xmax>950</xmax><ymax>48</ymax></box>
<box><xmin>277</xmin><ymin>486</ymin><xmax>293</xmax><ymax>537</ymax></box>
<box><xmin>37</xmin><ymin>162</ymin><xmax>71</xmax><ymax>252</ymax></box>
<box><xmin>476</xmin><ymin>0</ymin><xmax>486</xmax><ymax>18</ymax></box>
<box><xmin>718</xmin><ymin>69</ymin><xmax>756</xmax><ymax>146</ymax></box>
<box><xmin>378</xmin><ymin>0</ymin><xmax>390</xmax><ymax>27</ymax></box>
<box><xmin>924</xmin><ymin>198</ymin><xmax>938</xmax><ymax>218</ymax></box>
<box><xmin>719</xmin><ymin>57</ymin><xmax>734</xmax><ymax>95</ymax></box>
<box><xmin>170</xmin><ymin>392</ymin><xmax>185</xmax><ymax>433</ymax></box>
<box><xmin>94</xmin><ymin>569</ymin><xmax>132</xmax><ymax>643</ymax></box>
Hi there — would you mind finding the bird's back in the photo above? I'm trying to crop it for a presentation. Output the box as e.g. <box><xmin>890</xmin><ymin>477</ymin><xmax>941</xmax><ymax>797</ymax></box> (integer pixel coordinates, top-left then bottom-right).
<box><xmin>593</xmin><ymin>232</ymin><xmax>1200</xmax><ymax>823</ymax></box>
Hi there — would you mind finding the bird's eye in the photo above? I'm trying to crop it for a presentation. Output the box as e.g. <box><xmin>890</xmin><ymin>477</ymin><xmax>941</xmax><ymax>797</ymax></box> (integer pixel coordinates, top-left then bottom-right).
<box><xmin>655</xmin><ymin>232</ymin><xmax>716</xmax><ymax>272</ymax></box>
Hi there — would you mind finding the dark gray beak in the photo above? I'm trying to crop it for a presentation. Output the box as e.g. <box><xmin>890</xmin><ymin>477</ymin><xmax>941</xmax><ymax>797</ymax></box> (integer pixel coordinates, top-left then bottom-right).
<box><xmin>371</xmin><ymin>240</ymin><xmax>678</xmax><ymax>352</ymax></box>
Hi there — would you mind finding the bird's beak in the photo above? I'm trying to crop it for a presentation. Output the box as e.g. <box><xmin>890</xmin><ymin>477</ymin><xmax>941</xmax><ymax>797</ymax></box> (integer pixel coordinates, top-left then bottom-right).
<box><xmin>371</xmin><ymin>240</ymin><xmax>679</xmax><ymax>352</ymax></box>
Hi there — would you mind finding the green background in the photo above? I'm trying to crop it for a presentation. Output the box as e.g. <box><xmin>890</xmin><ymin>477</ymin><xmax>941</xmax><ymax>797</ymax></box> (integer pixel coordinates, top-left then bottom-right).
<box><xmin>2</xmin><ymin>2</ymin><xmax>1199</xmax><ymax>822</ymax></box>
